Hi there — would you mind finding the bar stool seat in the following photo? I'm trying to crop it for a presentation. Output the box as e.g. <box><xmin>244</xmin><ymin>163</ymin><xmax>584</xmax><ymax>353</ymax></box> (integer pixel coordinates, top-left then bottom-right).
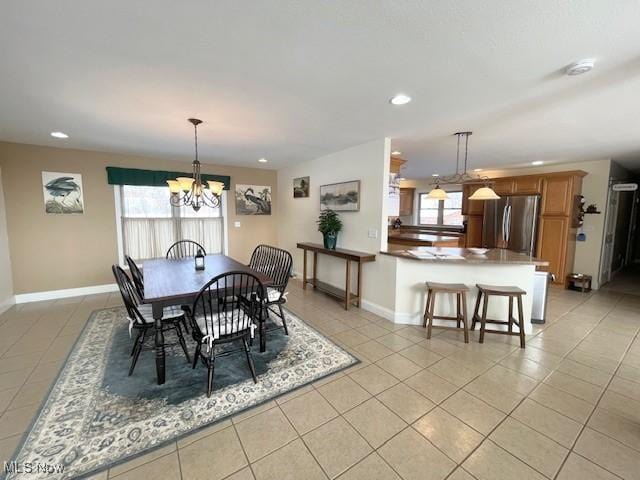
<box><xmin>472</xmin><ymin>284</ymin><xmax>526</xmax><ymax>348</ymax></box>
<box><xmin>423</xmin><ymin>282</ymin><xmax>470</xmax><ymax>343</ymax></box>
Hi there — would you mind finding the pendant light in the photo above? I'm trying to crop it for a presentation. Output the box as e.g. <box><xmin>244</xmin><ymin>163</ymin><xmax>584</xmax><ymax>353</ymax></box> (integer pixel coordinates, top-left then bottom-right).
<box><xmin>167</xmin><ymin>118</ymin><xmax>225</xmax><ymax>211</ymax></box>
<box><xmin>428</xmin><ymin>132</ymin><xmax>500</xmax><ymax>201</ymax></box>
<box><xmin>426</xmin><ymin>180</ymin><xmax>449</xmax><ymax>200</ymax></box>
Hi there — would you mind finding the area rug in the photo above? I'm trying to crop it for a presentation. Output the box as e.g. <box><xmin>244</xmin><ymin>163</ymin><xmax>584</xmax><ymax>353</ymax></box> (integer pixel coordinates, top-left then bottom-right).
<box><xmin>5</xmin><ymin>307</ymin><xmax>358</xmax><ymax>479</ymax></box>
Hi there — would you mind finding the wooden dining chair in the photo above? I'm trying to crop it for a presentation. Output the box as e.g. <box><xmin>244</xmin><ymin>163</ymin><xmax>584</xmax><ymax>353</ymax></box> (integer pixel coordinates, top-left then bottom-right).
<box><xmin>112</xmin><ymin>265</ymin><xmax>191</xmax><ymax>376</ymax></box>
<box><xmin>187</xmin><ymin>271</ymin><xmax>264</xmax><ymax>397</ymax></box>
<box><xmin>248</xmin><ymin>245</ymin><xmax>293</xmax><ymax>350</ymax></box>
<box><xmin>166</xmin><ymin>240</ymin><xmax>206</xmax><ymax>259</ymax></box>
<box><xmin>125</xmin><ymin>255</ymin><xmax>144</xmax><ymax>301</ymax></box>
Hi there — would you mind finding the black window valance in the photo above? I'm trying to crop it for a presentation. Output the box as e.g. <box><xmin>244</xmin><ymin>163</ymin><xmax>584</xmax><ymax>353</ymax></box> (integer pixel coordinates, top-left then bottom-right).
<box><xmin>106</xmin><ymin>167</ymin><xmax>230</xmax><ymax>190</ymax></box>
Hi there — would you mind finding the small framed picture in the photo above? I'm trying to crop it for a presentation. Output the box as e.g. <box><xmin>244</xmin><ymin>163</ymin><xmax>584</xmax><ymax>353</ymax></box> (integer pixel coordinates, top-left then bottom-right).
<box><xmin>293</xmin><ymin>176</ymin><xmax>310</xmax><ymax>198</ymax></box>
<box><xmin>42</xmin><ymin>172</ymin><xmax>85</xmax><ymax>214</ymax></box>
<box><xmin>320</xmin><ymin>180</ymin><xmax>360</xmax><ymax>211</ymax></box>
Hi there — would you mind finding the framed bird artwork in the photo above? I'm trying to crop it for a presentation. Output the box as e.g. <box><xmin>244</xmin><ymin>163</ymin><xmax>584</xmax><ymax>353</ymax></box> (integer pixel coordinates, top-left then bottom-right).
<box><xmin>235</xmin><ymin>184</ymin><xmax>272</xmax><ymax>215</ymax></box>
<box><xmin>42</xmin><ymin>172</ymin><xmax>85</xmax><ymax>214</ymax></box>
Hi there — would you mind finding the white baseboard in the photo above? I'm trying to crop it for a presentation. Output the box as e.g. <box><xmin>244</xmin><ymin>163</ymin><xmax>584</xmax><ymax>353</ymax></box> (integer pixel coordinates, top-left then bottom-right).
<box><xmin>14</xmin><ymin>283</ymin><xmax>118</xmax><ymax>304</ymax></box>
<box><xmin>0</xmin><ymin>295</ymin><xmax>15</xmax><ymax>315</ymax></box>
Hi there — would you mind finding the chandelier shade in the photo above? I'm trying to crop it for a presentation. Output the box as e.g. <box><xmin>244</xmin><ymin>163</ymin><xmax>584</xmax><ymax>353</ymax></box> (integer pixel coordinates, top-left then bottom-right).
<box><xmin>167</xmin><ymin>119</ymin><xmax>223</xmax><ymax>211</ymax></box>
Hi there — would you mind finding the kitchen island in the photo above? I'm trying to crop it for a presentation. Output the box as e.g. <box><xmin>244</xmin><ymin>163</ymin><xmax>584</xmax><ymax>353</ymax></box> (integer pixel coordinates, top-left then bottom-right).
<box><xmin>378</xmin><ymin>247</ymin><xmax>548</xmax><ymax>333</ymax></box>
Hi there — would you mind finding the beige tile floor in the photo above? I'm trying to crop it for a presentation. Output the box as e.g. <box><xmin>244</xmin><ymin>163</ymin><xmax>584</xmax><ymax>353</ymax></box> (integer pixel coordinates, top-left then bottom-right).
<box><xmin>1</xmin><ymin>279</ymin><xmax>640</xmax><ymax>479</ymax></box>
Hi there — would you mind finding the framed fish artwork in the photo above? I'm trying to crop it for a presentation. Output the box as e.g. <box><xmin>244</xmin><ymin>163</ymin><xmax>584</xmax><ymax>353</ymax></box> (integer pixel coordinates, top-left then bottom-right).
<box><xmin>42</xmin><ymin>171</ymin><xmax>85</xmax><ymax>214</ymax></box>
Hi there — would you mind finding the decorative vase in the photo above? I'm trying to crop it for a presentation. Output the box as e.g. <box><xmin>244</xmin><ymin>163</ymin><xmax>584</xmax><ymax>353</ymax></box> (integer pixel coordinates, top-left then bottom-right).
<box><xmin>323</xmin><ymin>232</ymin><xmax>337</xmax><ymax>250</ymax></box>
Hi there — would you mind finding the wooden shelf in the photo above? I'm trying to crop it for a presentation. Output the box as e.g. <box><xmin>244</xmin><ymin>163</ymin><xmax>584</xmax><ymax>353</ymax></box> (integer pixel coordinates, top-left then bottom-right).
<box><xmin>304</xmin><ymin>279</ymin><xmax>360</xmax><ymax>306</ymax></box>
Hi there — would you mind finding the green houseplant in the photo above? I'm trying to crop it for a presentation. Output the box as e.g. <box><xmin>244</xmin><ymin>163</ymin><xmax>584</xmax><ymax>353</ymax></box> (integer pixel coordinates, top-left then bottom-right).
<box><xmin>317</xmin><ymin>209</ymin><xmax>342</xmax><ymax>249</ymax></box>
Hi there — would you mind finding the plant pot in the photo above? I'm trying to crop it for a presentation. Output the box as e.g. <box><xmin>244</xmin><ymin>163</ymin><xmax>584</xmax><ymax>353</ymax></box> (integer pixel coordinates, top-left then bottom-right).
<box><xmin>323</xmin><ymin>232</ymin><xmax>337</xmax><ymax>250</ymax></box>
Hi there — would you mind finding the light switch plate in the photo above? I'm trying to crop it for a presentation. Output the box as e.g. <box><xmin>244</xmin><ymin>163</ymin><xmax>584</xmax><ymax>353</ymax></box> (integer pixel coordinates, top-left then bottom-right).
<box><xmin>368</xmin><ymin>228</ymin><xmax>378</xmax><ymax>239</ymax></box>
<box><xmin>234</xmin><ymin>221</ymin><xmax>241</xmax><ymax>228</ymax></box>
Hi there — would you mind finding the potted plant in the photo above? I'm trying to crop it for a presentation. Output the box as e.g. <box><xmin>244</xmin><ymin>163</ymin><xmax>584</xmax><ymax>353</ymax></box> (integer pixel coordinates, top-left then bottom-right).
<box><xmin>317</xmin><ymin>209</ymin><xmax>342</xmax><ymax>250</ymax></box>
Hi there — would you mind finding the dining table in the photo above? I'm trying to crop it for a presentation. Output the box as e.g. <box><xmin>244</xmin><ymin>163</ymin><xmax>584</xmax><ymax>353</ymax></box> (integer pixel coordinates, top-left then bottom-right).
<box><xmin>142</xmin><ymin>254</ymin><xmax>273</xmax><ymax>385</ymax></box>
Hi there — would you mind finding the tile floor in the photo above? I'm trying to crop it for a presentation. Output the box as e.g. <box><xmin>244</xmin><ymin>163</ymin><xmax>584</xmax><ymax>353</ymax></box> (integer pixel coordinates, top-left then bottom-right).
<box><xmin>1</xmin><ymin>279</ymin><xmax>639</xmax><ymax>479</ymax></box>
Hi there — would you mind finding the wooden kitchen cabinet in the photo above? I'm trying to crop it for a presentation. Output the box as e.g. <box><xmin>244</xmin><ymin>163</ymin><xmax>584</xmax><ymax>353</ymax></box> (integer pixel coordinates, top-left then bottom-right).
<box><xmin>399</xmin><ymin>188</ymin><xmax>415</xmax><ymax>216</ymax></box>
<box><xmin>492</xmin><ymin>178</ymin><xmax>515</xmax><ymax>195</ymax></box>
<box><xmin>462</xmin><ymin>184</ymin><xmax>484</xmax><ymax>215</ymax></box>
<box><xmin>542</xmin><ymin>176</ymin><xmax>574</xmax><ymax>216</ymax></box>
<box><xmin>538</xmin><ymin>216</ymin><xmax>570</xmax><ymax>281</ymax></box>
<box><xmin>514</xmin><ymin>175</ymin><xmax>543</xmax><ymax>194</ymax></box>
<box><xmin>465</xmin><ymin>215</ymin><xmax>483</xmax><ymax>247</ymax></box>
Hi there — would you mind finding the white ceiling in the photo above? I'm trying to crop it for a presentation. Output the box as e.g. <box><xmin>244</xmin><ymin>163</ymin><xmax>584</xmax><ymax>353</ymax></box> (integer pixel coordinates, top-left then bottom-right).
<box><xmin>2</xmin><ymin>1</ymin><xmax>640</xmax><ymax>176</ymax></box>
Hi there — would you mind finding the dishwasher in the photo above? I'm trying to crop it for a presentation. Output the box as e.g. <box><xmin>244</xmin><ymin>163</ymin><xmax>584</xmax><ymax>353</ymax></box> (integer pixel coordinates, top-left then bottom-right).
<box><xmin>531</xmin><ymin>271</ymin><xmax>554</xmax><ymax>324</ymax></box>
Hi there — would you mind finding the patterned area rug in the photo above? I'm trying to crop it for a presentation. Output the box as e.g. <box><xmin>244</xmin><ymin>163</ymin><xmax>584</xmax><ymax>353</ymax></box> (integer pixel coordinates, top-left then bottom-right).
<box><xmin>6</xmin><ymin>307</ymin><xmax>358</xmax><ymax>479</ymax></box>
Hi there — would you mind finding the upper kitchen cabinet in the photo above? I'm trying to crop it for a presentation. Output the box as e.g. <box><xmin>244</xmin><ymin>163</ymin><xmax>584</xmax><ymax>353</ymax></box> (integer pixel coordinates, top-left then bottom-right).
<box><xmin>390</xmin><ymin>157</ymin><xmax>406</xmax><ymax>174</ymax></box>
<box><xmin>541</xmin><ymin>175</ymin><xmax>575</xmax><ymax>216</ymax></box>
<box><xmin>461</xmin><ymin>184</ymin><xmax>484</xmax><ymax>215</ymax></box>
<box><xmin>514</xmin><ymin>175</ymin><xmax>543</xmax><ymax>194</ymax></box>
<box><xmin>492</xmin><ymin>178</ymin><xmax>515</xmax><ymax>196</ymax></box>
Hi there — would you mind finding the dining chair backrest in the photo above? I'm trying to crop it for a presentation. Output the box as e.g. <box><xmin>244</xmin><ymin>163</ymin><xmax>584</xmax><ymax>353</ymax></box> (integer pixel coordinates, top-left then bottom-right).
<box><xmin>112</xmin><ymin>265</ymin><xmax>145</xmax><ymax>325</ymax></box>
<box><xmin>166</xmin><ymin>240</ymin><xmax>206</xmax><ymax>259</ymax></box>
<box><xmin>125</xmin><ymin>255</ymin><xmax>144</xmax><ymax>301</ymax></box>
<box><xmin>191</xmin><ymin>271</ymin><xmax>265</xmax><ymax>341</ymax></box>
<box><xmin>249</xmin><ymin>245</ymin><xmax>293</xmax><ymax>296</ymax></box>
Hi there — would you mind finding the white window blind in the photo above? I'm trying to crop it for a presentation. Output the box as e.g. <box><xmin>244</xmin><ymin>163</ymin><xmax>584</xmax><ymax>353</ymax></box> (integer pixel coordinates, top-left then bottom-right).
<box><xmin>418</xmin><ymin>191</ymin><xmax>463</xmax><ymax>226</ymax></box>
<box><xmin>119</xmin><ymin>185</ymin><xmax>224</xmax><ymax>261</ymax></box>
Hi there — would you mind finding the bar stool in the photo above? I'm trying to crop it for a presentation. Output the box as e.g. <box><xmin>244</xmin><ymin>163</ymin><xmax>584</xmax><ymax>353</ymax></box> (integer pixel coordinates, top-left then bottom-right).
<box><xmin>471</xmin><ymin>284</ymin><xmax>526</xmax><ymax>348</ymax></box>
<box><xmin>423</xmin><ymin>282</ymin><xmax>470</xmax><ymax>343</ymax></box>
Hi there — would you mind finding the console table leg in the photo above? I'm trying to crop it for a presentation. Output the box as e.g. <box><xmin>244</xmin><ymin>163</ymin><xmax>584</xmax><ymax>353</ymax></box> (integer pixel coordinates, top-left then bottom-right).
<box><xmin>302</xmin><ymin>249</ymin><xmax>307</xmax><ymax>290</ymax></box>
<box><xmin>357</xmin><ymin>261</ymin><xmax>362</xmax><ymax>307</ymax></box>
<box><xmin>345</xmin><ymin>259</ymin><xmax>351</xmax><ymax>310</ymax></box>
<box><xmin>313</xmin><ymin>252</ymin><xmax>318</xmax><ymax>288</ymax></box>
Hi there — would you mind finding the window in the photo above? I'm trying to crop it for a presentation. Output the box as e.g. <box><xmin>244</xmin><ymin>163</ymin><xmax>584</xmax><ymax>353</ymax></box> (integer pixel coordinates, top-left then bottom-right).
<box><xmin>116</xmin><ymin>185</ymin><xmax>225</xmax><ymax>261</ymax></box>
<box><xmin>418</xmin><ymin>191</ymin><xmax>463</xmax><ymax>226</ymax></box>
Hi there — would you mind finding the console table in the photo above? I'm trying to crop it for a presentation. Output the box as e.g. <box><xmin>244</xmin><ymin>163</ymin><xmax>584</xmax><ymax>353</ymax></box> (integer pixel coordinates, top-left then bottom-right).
<box><xmin>297</xmin><ymin>242</ymin><xmax>376</xmax><ymax>310</ymax></box>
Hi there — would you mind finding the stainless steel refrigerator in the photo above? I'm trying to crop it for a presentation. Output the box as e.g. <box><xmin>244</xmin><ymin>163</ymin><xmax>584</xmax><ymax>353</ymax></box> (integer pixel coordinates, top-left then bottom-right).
<box><xmin>482</xmin><ymin>195</ymin><xmax>540</xmax><ymax>255</ymax></box>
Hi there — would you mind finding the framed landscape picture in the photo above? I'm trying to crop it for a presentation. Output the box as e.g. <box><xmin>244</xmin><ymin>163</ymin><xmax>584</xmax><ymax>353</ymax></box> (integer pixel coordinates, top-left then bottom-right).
<box><xmin>42</xmin><ymin>171</ymin><xmax>85</xmax><ymax>214</ymax></box>
<box><xmin>235</xmin><ymin>184</ymin><xmax>272</xmax><ymax>215</ymax></box>
<box><xmin>320</xmin><ymin>180</ymin><xmax>360</xmax><ymax>211</ymax></box>
<box><xmin>293</xmin><ymin>176</ymin><xmax>310</xmax><ymax>198</ymax></box>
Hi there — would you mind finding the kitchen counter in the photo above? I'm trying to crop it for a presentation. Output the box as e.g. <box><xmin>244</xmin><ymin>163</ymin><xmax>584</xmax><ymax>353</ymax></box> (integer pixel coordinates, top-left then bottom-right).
<box><xmin>381</xmin><ymin>247</ymin><xmax>549</xmax><ymax>266</ymax></box>
<box><xmin>387</xmin><ymin>232</ymin><xmax>461</xmax><ymax>249</ymax></box>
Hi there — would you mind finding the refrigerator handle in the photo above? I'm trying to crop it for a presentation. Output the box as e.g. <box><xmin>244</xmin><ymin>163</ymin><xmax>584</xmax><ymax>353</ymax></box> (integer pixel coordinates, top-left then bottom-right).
<box><xmin>529</xmin><ymin>198</ymin><xmax>539</xmax><ymax>257</ymax></box>
<box><xmin>505</xmin><ymin>205</ymin><xmax>512</xmax><ymax>243</ymax></box>
<box><xmin>501</xmin><ymin>205</ymin><xmax>508</xmax><ymax>243</ymax></box>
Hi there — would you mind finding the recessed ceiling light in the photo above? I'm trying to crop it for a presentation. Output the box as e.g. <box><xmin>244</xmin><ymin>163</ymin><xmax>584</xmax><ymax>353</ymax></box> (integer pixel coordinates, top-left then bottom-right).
<box><xmin>566</xmin><ymin>59</ymin><xmax>595</xmax><ymax>76</ymax></box>
<box><xmin>432</xmin><ymin>173</ymin><xmax>440</xmax><ymax>177</ymax></box>
<box><xmin>50</xmin><ymin>131</ymin><xmax>68</xmax><ymax>139</ymax></box>
<box><xmin>473</xmin><ymin>168</ymin><xmax>483</xmax><ymax>172</ymax></box>
<box><xmin>391</xmin><ymin>150</ymin><xmax>402</xmax><ymax>156</ymax></box>
<box><xmin>389</xmin><ymin>94</ymin><xmax>412</xmax><ymax>106</ymax></box>
<box><xmin>531</xmin><ymin>161</ymin><xmax>544</xmax><ymax>166</ymax></box>
<box><xmin>258</xmin><ymin>158</ymin><xmax>268</xmax><ymax>163</ymax></box>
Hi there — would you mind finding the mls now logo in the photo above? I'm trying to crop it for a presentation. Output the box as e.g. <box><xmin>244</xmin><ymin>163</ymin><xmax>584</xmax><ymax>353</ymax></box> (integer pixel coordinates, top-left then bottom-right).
<box><xmin>4</xmin><ymin>461</ymin><xmax>65</xmax><ymax>474</ymax></box>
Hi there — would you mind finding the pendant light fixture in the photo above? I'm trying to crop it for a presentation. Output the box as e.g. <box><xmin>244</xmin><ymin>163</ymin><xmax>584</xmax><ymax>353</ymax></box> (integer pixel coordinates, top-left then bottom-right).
<box><xmin>426</xmin><ymin>132</ymin><xmax>500</xmax><ymax>201</ymax></box>
<box><xmin>167</xmin><ymin>118</ymin><xmax>225</xmax><ymax>211</ymax></box>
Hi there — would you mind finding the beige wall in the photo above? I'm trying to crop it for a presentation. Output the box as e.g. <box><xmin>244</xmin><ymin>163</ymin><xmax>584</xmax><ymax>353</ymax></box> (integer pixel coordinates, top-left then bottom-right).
<box><xmin>0</xmin><ymin>167</ymin><xmax>14</xmax><ymax>311</ymax></box>
<box><xmin>0</xmin><ymin>142</ymin><xmax>277</xmax><ymax>294</ymax></box>
<box><xmin>277</xmin><ymin>139</ymin><xmax>397</xmax><ymax>313</ymax></box>
<box><xmin>482</xmin><ymin>159</ymin><xmax>612</xmax><ymax>288</ymax></box>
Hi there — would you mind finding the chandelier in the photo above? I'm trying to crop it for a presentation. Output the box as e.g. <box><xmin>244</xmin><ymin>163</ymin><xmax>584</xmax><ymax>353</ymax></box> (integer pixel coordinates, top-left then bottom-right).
<box><xmin>167</xmin><ymin>118</ymin><xmax>225</xmax><ymax>211</ymax></box>
<box><xmin>427</xmin><ymin>132</ymin><xmax>500</xmax><ymax>201</ymax></box>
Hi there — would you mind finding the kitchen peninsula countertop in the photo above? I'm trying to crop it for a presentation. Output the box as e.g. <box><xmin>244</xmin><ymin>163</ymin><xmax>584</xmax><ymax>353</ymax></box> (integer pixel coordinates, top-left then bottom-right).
<box><xmin>388</xmin><ymin>232</ymin><xmax>459</xmax><ymax>243</ymax></box>
<box><xmin>381</xmin><ymin>247</ymin><xmax>549</xmax><ymax>266</ymax></box>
